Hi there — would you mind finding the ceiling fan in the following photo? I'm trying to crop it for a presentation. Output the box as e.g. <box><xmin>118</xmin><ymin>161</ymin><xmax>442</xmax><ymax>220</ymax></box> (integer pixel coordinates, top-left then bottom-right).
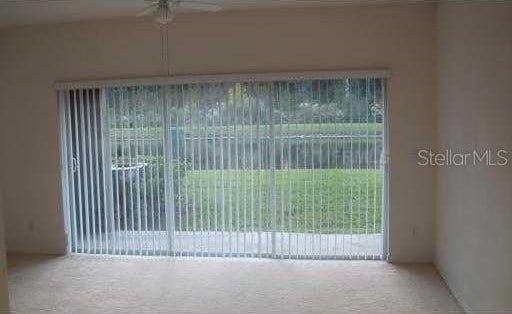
<box><xmin>137</xmin><ymin>0</ymin><xmax>222</xmax><ymax>24</ymax></box>
<box><xmin>137</xmin><ymin>0</ymin><xmax>344</xmax><ymax>24</ymax></box>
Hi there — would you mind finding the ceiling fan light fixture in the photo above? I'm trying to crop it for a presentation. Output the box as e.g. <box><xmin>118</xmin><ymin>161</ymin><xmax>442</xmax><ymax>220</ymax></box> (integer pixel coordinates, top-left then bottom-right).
<box><xmin>137</xmin><ymin>0</ymin><xmax>222</xmax><ymax>24</ymax></box>
<box><xmin>155</xmin><ymin>3</ymin><xmax>175</xmax><ymax>24</ymax></box>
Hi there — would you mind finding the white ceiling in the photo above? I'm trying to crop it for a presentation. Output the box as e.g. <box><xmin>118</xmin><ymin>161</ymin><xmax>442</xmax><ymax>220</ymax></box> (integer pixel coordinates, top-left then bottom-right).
<box><xmin>0</xmin><ymin>0</ymin><xmax>405</xmax><ymax>27</ymax></box>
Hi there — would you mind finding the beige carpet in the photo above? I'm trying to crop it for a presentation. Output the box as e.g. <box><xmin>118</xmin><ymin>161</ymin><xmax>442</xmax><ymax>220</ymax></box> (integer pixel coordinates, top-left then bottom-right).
<box><xmin>7</xmin><ymin>255</ymin><xmax>463</xmax><ymax>314</ymax></box>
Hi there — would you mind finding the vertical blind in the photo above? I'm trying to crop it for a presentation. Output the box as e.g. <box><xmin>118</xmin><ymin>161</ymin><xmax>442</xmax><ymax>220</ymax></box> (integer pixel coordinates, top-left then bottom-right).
<box><xmin>59</xmin><ymin>77</ymin><xmax>386</xmax><ymax>259</ymax></box>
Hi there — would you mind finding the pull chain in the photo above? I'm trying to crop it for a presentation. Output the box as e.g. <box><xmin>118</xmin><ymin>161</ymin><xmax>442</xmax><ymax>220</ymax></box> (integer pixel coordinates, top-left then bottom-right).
<box><xmin>160</xmin><ymin>23</ymin><xmax>170</xmax><ymax>76</ymax></box>
<box><xmin>166</xmin><ymin>24</ymin><xmax>171</xmax><ymax>76</ymax></box>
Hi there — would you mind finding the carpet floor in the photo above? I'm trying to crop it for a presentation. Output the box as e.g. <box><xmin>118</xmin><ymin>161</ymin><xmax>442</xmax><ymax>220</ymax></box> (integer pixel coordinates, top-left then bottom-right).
<box><xmin>7</xmin><ymin>255</ymin><xmax>463</xmax><ymax>314</ymax></box>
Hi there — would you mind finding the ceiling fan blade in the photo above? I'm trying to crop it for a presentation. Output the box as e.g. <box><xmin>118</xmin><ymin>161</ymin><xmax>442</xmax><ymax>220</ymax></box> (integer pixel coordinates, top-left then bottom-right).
<box><xmin>276</xmin><ymin>0</ymin><xmax>354</xmax><ymax>2</ymax></box>
<box><xmin>136</xmin><ymin>3</ymin><xmax>159</xmax><ymax>17</ymax></box>
<box><xmin>178</xmin><ymin>1</ymin><xmax>222</xmax><ymax>12</ymax></box>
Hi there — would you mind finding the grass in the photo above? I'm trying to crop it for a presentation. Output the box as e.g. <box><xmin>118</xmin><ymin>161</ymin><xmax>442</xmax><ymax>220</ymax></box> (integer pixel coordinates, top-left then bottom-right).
<box><xmin>174</xmin><ymin>168</ymin><xmax>383</xmax><ymax>234</ymax></box>
<box><xmin>111</xmin><ymin>123</ymin><xmax>383</xmax><ymax>140</ymax></box>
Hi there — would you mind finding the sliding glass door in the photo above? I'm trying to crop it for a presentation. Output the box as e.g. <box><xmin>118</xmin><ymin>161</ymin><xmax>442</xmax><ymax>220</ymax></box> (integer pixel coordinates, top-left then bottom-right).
<box><xmin>59</xmin><ymin>77</ymin><xmax>386</xmax><ymax>259</ymax></box>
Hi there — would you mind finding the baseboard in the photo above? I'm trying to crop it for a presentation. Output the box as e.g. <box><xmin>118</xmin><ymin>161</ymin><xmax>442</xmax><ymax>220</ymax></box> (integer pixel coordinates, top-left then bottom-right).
<box><xmin>6</xmin><ymin>250</ymin><xmax>66</xmax><ymax>257</ymax></box>
<box><xmin>433</xmin><ymin>262</ymin><xmax>473</xmax><ymax>314</ymax></box>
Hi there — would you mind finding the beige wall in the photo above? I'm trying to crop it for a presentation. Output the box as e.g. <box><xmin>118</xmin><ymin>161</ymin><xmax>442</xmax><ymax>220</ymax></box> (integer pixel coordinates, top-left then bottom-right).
<box><xmin>435</xmin><ymin>3</ymin><xmax>512</xmax><ymax>313</ymax></box>
<box><xmin>0</xmin><ymin>4</ymin><xmax>436</xmax><ymax>261</ymax></box>
<box><xmin>0</xmin><ymin>192</ymin><xmax>10</xmax><ymax>313</ymax></box>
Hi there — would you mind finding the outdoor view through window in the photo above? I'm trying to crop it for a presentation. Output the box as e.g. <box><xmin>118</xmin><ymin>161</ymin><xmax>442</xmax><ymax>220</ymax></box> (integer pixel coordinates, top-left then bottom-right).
<box><xmin>59</xmin><ymin>78</ymin><xmax>385</xmax><ymax>259</ymax></box>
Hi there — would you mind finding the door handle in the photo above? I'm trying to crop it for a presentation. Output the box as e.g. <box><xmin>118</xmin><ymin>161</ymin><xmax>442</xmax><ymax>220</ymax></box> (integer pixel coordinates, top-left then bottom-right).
<box><xmin>71</xmin><ymin>157</ymin><xmax>79</xmax><ymax>173</ymax></box>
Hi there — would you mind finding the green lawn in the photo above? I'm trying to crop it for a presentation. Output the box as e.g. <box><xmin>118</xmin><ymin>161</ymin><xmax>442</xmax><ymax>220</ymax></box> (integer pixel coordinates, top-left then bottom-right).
<box><xmin>111</xmin><ymin>123</ymin><xmax>383</xmax><ymax>140</ymax></box>
<box><xmin>174</xmin><ymin>168</ymin><xmax>383</xmax><ymax>234</ymax></box>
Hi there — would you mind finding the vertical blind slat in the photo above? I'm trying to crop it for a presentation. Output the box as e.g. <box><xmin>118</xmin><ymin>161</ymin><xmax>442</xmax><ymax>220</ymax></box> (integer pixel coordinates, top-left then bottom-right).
<box><xmin>58</xmin><ymin>91</ymin><xmax>71</xmax><ymax>253</ymax></box>
<box><xmin>78</xmin><ymin>89</ymin><xmax>91</xmax><ymax>253</ymax></box>
<box><xmin>91</xmin><ymin>90</ymin><xmax>102</xmax><ymax>254</ymax></box>
<box><xmin>65</xmin><ymin>91</ymin><xmax>78</xmax><ymax>252</ymax></box>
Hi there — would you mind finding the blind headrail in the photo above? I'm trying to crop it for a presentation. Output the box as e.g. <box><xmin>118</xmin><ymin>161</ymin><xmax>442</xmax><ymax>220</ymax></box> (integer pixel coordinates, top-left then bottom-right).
<box><xmin>54</xmin><ymin>69</ymin><xmax>391</xmax><ymax>90</ymax></box>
